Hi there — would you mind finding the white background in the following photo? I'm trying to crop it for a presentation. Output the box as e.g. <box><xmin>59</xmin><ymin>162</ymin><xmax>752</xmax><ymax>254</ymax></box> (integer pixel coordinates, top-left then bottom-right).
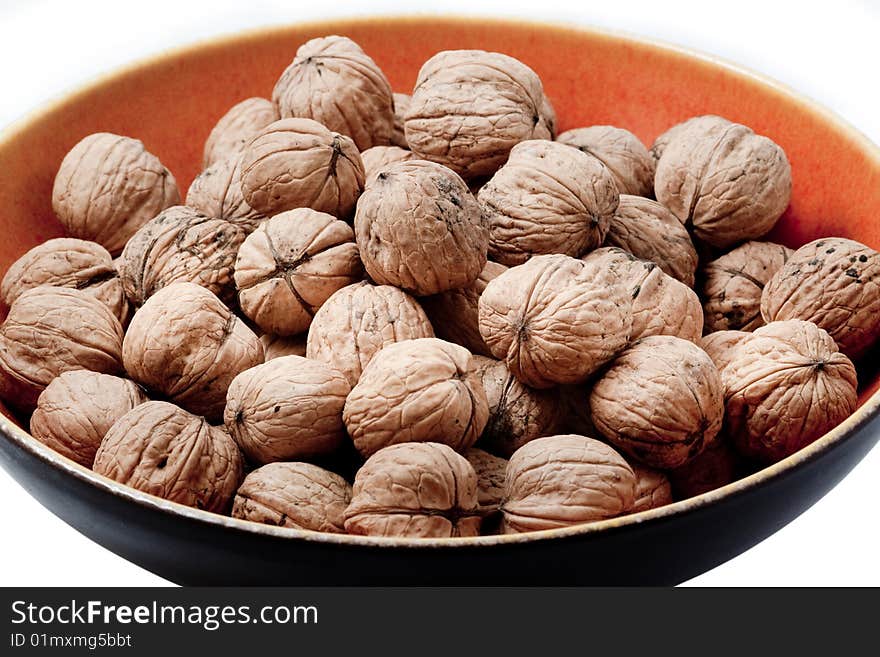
<box><xmin>0</xmin><ymin>0</ymin><xmax>878</xmax><ymax>586</ymax></box>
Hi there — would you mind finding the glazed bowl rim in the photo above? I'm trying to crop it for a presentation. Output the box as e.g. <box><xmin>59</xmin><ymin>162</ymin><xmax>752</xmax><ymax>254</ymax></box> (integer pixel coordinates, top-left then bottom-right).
<box><xmin>1</xmin><ymin>13</ymin><xmax>879</xmax><ymax>550</ymax></box>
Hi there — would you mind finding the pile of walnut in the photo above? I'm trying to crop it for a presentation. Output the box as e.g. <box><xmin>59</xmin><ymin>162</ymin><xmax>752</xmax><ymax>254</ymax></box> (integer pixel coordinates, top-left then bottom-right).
<box><xmin>2</xmin><ymin>36</ymin><xmax>878</xmax><ymax>539</ymax></box>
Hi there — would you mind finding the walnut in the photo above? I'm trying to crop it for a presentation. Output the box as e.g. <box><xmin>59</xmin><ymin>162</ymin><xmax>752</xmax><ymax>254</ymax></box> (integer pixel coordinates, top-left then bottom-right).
<box><xmin>239</xmin><ymin>118</ymin><xmax>365</xmax><ymax>218</ymax></box>
<box><xmin>391</xmin><ymin>93</ymin><xmax>411</xmax><ymax>147</ymax></box>
<box><xmin>700</xmin><ymin>330</ymin><xmax>753</xmax><ymax>374</ymax></box>
<box><xmin>556</xmin><ymin>126</ymin><xmax>655</xmax><ymax>197</ymax></box>
<box><xmin>649</xmin><ymin>114</ymin><xmax>732</xmax><ymax>163</ymax></box>
<box><xmin>202</xmin><ymin>97</ymin><xmax>279</xmax><ymax>169</ymax></box>
<box><xmin>225</xmin><ymin>355</ymin><xmax>350</xmax><ymax>464</ymax></box>
<box><xmin>478</xmin><ymin>139</ymin><xmax>618</xmax><ymax>265</ymax></box>
<box><xmin>630</xmin><ymin>465</ymin><xmax>673</xmax><ymax>513</ymax></box>
<box><xmin>701</xmin><ymin>240</ymin><xmax>792</xmax><ymax>332</ymax></box>
<box><xmin>260</xmin><ymin>334</ymin><xmax>307</xmax><ymax>361</ymax></box>
<box><xmin>420</xmin><ymin>260</ymin><xmax>507</xmax><ymax>357</ymax></box>
<box><xmin>118</xmin><ymin>206</ymin><xmax>245</xmax><ymax>306</ymax></box>
<box><xmin>93</xmin><ymin>401</ymin><xmax>243</xmax><ymax>513</ymax></box>
<box><xmin>234</xmin><ymin>208</ymin><xmax>363</xmax><ymax>336</ymax></box>
<box><xmin>654</xmin><ymin>118</ymin><xmax>791</xmax><ymax>248</ymax></box>
<box><xmin>761</xmin><ymin>238</ymin><xmax>880</xmax><ymax>358</ymax></box>
<box><xmin>589</xmin><ymin>335</ymin><xmax>724</xmax><ymax>469</ymax></box>
<box><xmin>52</xmin><ymin>133</ymin><xmax>180</xmax><ymax>255</ymax></box>
<box><xmin>604</xmin><ymin>195</ymin><xmax>698</xmax><ymax>287</ymax></box>
<box><xmin>232</xmin><ymin>462</ymin><xmax>351</xmax><ymax>532</ymax></box>
<box><xmin>0</xmin><ymin>287</ymin><xmax>124</xmax><ymax>410</ymax></box>
<box><xmin>478</xmin><ymin>254</ymin><xmax>632</xmax><ymax>388</ymax></box>
<box><xmin>273</xmin><ymin>35</ymin><xmax>394</xmax><ymax>150</ymax></box>
<box><xmin>1</xmin><ymin>238</ymin><xmax>129</xmax><ymax>324</ymax></box>
<box><xmin>469</xmin><ymin>355</ymin><xmax>563</xmax><ymax>458</ymax></box>
<box><xmin>668</xmin><ymin>439</ymin><xmax>738</xmax><ymax>499</ymax></box>
<box><xmin>344</xmin><ymin>442</ymin><xmax>481</xmax><ymax>538</ymax></box>
<box><xmin>343</xmin><ymin>338</ymin><xmax>489</xmax><ymax>457</ymax></box>
<box><xmin>360</xmin><ymin>145</ymin><xmax>418</xmax><ymax>184</ymax></box>
<box><xmin>463</xmin><ymin>447</ymin><xmax>507</xmax><ymax>518</ymax></box>
<box><xmin>501</xmin><ymin>434</ymin><xmax>636</xmax><ymax>533</ymax></box>
<box><xmin>122</xmin><ymin>282</ymin><xmax>263</xmax><ymax>420</ymax></box>
<box><xmin>720</xmin><ymin>320</ymin><xmax>858</xmax><ymax>463</ymax></box>
<box><xmin>305</xmin><ymin>281</ymin><xmax>434</xmax><ymax>386</ymax></box>
<box><xmin>186</xmin><ymin>155</ymin><xmax>266</xmax><ymax>233</ymax></box>
<box><xmin>30</xmin><ymin>371</ymin><xmax>146</xmax><ymax>467</ymax></box>
<box><xmin>404</xmin><ymin>50</ymin><xmax>554</xmax><ymax>179</ymax></box>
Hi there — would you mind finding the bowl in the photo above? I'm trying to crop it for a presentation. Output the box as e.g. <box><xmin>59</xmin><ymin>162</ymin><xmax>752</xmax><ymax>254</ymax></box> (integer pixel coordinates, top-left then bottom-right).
<box><xmin>1</xmin><ymin>15</ymin><xmax>879</xmax><ymax>585</ymax></box>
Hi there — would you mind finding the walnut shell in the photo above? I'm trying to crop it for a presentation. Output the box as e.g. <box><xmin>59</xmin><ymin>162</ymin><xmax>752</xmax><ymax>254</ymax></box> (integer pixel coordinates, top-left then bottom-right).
<box><xmin>1</xmin><ymin>238</ymin><xmax>129</xmax><ymax>324</ymax></box>
<box><xmin>405</xmin><ymin>50</ymin><xmax>553</xmax><ymax>179</ymax></box>
<box><xmin>305</xmin><ymin>281</ymin><xmax>435</xmax><ymax>386</ymax></box>
<box><xmin>604</xmin><ymin>195</ymin><xmax>698</xmax><ymax>287</ymax></box>
<box><xmin>344</xmin><ymin>442</ymin><xmax>481</xmax><ymax>538</ymax></box>
<box><xmin>0</xmin><ymin>287</ymin><xmax>124</xmax><ymax>410</ymax></box>
<box><xmin>343</xmin><ymin>338</ymin><xmax>489</xmax><ymax>457</ymax></box>
<box><xmin>761</xmin><ymin>238</ymin><xmax>880</xmax><ymax>358</ymax></box>
<box><xmin>234</xmin><ymin>208</ymin><xmax>363</xmax><ymax>336</ymax></box>
<box><xmin>420</xmin><ymin>260</ymin><xmax>507</xmax><ymax>357</ymax></box>
<box><xmin>478</xmin><ymin>254</ymin><xmax>632</xmax><ymax>388</ymax></box>
<box><xmin>463</xmin><ymin>447</ymin><xmax>507</xmax><ymax>517</ymax></box>
<box><xmin>239</xmin><ymin>118</ymin><xmax>365</xmax><ymax>218</ymax></box>
<box><xmin>654</xmin><ymin>119</ymin><xmax>791</xmax><ymax>248</ymax></box>
<box><xmin>186</xmin><ymin>155</ymin><xmax>266</xmax><ymax>233</ymax></box>
<box><xmin>470</xmin><ymin>355</ymin><xmax>563</xmax><ymax>458</ymax></box>
<box><xmin>667</xmin><ymin>439</ymin><xmax>738</xmax><ymax>499</ymax></box>
<box><xmin>272</xmin><ymin>35</ymin><xmax>394</xmax><ymax>151</ymax></box>
<box><xmin>391</xmin><ymin>93</ymin><xmax>411</xmax><ymax>147</ymax></box>
<box><xmin>700</xmin><ymin>330</ymin><xmax>753</xmax><ymax>374</ymax></box>
<box><xmin>225</xmin><ymin>355</ymin><xmax>350</xmax><ymax>464</ymax></box>
<box><xmin>589</xmin><ymin>335</ymin><xmax>724</xmax><ymax>469</ymax></box>
<box><xmin>701</xmin><ymin>240</ymin><xmax>792</xmax><ymax>332</ymax></box>
<box><xmin>93</xmin><ymin>401</ymin><xmax>243</xmax><ymax>513</ymax></box>
<box><xmin>360</xmin><ymin>145</ymin><xmax>418</xmax><ymax>184</ymax></box>
<box><xmin>649</xmin><ymin>114</ymin><xmax>732</xmax><ymax>163</ymax></box>
<box><xmin>122</xmin><ymin>282</ymin><xmax>263</xmax><ymax>420</ymax></box>
<box><xmin>478</xmin><ymin>139</ymin><xmax>618</xmax><ymax>265</ymax></box>
<box><xmin>501</xmin><ymin>434</ymin><xmax>636</xmax><ymax>533</ymax></box>
<box><xmin>721</xmin><ymin>319</ymin><xmax>858</xmax><ymax>463</ymax></box>
<box><xmin>52</xmin><ymin>133</ymin><xmax>180</xmax><ymax>255</ymax></box>
<box><xmin>118</xmin><ymin>205</ymin><xmax>245</xmax><ymax>306</ymax></box>
<box><xmin>260</xmin><ymin>334</ymin><xmax>307</xmax><ymax>361</ymax></box>
<box><xmin>232</xmin><ymin>462</ymin><xmax>351</xmax><ymax>532</ymax></box>
<box><xmin>30</xmin><ymin>371</ymin><xmax>147</xmax><ymax>467</ymax></box>
<box><xmin>556</xmin><ymin>126</ymin><xmax>655</xmax><ymax>197</ymax></box>
<box><xmin>354</xmin><ymin>159</ymin><xmax>488</xmax><ymax>295</ymax></box>
<box><xmin>203</xmin><ymin>97</ymin><xmax>279</xmax><ymax>169</ymax></box>
<box><xmin>630</xmin><ymin>465</ymin><xmax>673</xmax><ymax>513</ymax></box>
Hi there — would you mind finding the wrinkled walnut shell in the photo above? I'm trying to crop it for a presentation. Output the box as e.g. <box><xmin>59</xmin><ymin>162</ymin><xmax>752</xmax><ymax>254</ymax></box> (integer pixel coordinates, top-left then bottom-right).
<box><xmin>93</xmin><ymin>401</ymin><xmax>243</xmax><ymax>513</ymax></box>
<box><xmin>0</xmin><ymin>287</ymin><xmax>124</xmax><ymax>410</ymax></box>
<box><xmin>700</xmin><ymin>330</ymin><xmax>754</xmax><ymax>375</ymax></box>
<box><xmin>630</xmin><ymin>465</ymin><xmax>673</xmax><ymax>513</ymax></box>
<box><xmin>52</xmin><ymin>133</ymin><xmax>180</xmax><ymax>255</ymax></box>
<box><xmin>667</xmin><ymin>439</ymin><xmax>738</xmax><ymax>500</ymax></box>
<box><xmin>761</xmin><ymin>238</ymin><xmax>880</xmax><ymax>358</ymax></box>
<box><xmin>234</xmin><ymin>208</ymin><xmax>363</xmax><ymax>336</ymax></box>
<box><xmin>478</xmin><ymin>139</ymin><xmax>618</xmax><ymax>265</ymax></box>
<box><xmin>232</xmin><ymin>462</ymin><xmax>351</xmax><ymax>532</ymax></box>
<box><xmin>343</xmin><ymin>338</ymin><xmax>489</xmax><ymax>457</ymax></box>
<box><xmin>344</xmin><ymin>442</ymin><xmax>481</xmax><ymax>538</ymax></box>
<box><xmin>405</xmin><ymin>50</ymin><xmax>554</xmax><ymax>179</ymax></box>
<box><xmin>479</xmin><ymin>254</ymin><xmax>632</xmax><ymax>388</ymax></box>
<box><xmin>239</xmin><ymin>118</ymin><xmax>365</xmax><ymax>218</ymax></box>
<box><xmin>502</xmin><ymin>434</ymin><xmax>636</xmax><ymax>533</ymax></box>
<box><xmin>260</xmin><ymin>333</ymin><xmax>307</xmax><ymax>361</ymax></box>
<box><xmin>463</xmin><ymin>447</ymin><xmax>507</xmax><ymax>517</ymax></box>
<box><xmin>391</xmin><ymin>93</ymin><xmax>411</xmax><ymax>147</ymax></box>
<box><xmin>360</xmin><ymin>145</ymin><xmax>419</xmax><ymax>184</ymax></box>
<box><xmin>225</xmin><ymin>355</ymin><xmax>350</xmax><ymax>464</ymax></box>
<box><xmin>273</xmin><ymin>35</ymin><xmax>394</xmax><ymax>151</ymax></box>
<box><xmin>186</xmin><ymin>155</ymin><xmax>266</xmax><ymax>233</ymax></box>
<box><xmin>556</xmin><ymin>126</ymin><xmax>655</xmax><ymax>197</ymax></box>
<box><xmin>122</xmin><ymin>282</ymin><xmax>263</xmax><ymax>420</ymax></box>
<box><xmin>649</xmin><ymin>115</ymin><xmax>732</xmax><ymax>163</ymax></box>
<box><xmin>30</xmin><ymin>371</ymin><xmax>147</xmax><ymax>468</ymax></box>
<box><xmin>203</xmin><ymin>97</ymin><xmax>279</xmax><ymax>169</ymax></box>
<box><xmin>589</xmin><ymin>335</ymin><xmax>724</xmax><ymax>469</ymax></box>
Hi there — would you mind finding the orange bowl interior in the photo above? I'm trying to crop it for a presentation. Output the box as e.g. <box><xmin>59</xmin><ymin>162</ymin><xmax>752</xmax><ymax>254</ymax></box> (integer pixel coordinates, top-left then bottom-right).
<box><xmin>1</xmin><ymin>15</ymin><xmax>880</xmax><ymax>427</ymax></box>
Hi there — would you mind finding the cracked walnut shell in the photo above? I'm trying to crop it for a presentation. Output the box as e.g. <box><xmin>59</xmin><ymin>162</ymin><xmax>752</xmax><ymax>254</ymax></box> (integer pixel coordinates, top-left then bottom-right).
<box><xmin>478</xmin><ymin>139</ymin><xmax>618</xmax><ymax>265</ymax></box>
<box><xmin>501</xmin><ymin>435</ymin><xmax>636</xmax><ymax>533</ymax></box>
<box><xmin>589</xmin><ymin>335</ymin><xmax>723</xmax><ymax>469</ymax></box>
<box><xmin>52</xmin><ymin>133</ymin><xmax>180</xmax><ymax>255</ymax></box>
<box><xmin>404</xmin><ymin>50</ymin><xmax>554</xmax><ymax>179</ymax></box>
<box><xmin>344</xmin><ymin>442</ymin><xmax>481</xmax><ymax>538</ymax></box>
<box><xmin>202</xmin><ymin>97</ymin><xmax>279</xmax><ymax>169</ymax></box>
<box><xmin>225</xmin><ymin>355</ymin><xmax>350</xmax><ymax>464</ymax></box>
<box><xmin>232</xmin><ymin>462</ymin><xmax>351</xmax><ymax>532</ymax></box>
<box><xmin>343</xmin><ymin>338</ymin><xmax>489</xmax><ymax>457</ymax></box>
<box><xmin>186</xmin><ymin>155</ymin><xmax>266</xmax><ymax>234</ymax></box>
<box><xmin>122</xmin><ymin>282</ymin><xmax>263</xmax><ymax>420</ymax></box>
<box><xmin>234</xmin><ymin>208</ymin><xmax>363</xmax><ymax>337</ymax></box>
<box><xmin>239</xmin><ymin>118</ymin><xmax>365</xmax><ymax>218</ymax></box>
<box><xmin>556</xmin><ymin>125</ymin><xmax>655</xmax><ymax>197</ymax></box>
<box><xmin>761</xmin><ymin>238</ymin><xmax>880</xmax><ymax>358</ymax></box>
<box><xmin>273</xmin><ymin>35</ymin><xmax>394</xmax><ymax>151</ymax></box>
<box><xmin>93</xmin><ymin>401</ymin><xmax>243</xmax><ymax>513</ymax></box>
